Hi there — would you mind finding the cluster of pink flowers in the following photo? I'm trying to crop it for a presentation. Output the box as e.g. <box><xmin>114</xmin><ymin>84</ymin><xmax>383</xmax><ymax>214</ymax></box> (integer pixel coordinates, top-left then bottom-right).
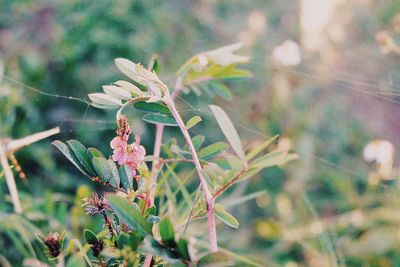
<box><xmin>110</xmin><ymin>115</ymin><xmax>146</xmax><ymax>177</ymax></box>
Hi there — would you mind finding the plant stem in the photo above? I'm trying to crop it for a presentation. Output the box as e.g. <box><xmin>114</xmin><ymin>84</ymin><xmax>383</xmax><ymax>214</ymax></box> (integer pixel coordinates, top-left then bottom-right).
<box><xmin>163</xmin><ymin>93</ymin><xmax>218</xmax><ymax>252</ymax></box>
<box><xmin>143</xmin><ymin>254</ymin><xmax>153</xmax><ymax>267</ymax></box>
<box><xmin>143</xmin><ymin>79</ymin><xmax>190</xmax><ymax>267</ymax></box>
<box><xmin>213</xmin><ymin>169</ymin><xmax>246</xmax><ymax>199</ymax></box>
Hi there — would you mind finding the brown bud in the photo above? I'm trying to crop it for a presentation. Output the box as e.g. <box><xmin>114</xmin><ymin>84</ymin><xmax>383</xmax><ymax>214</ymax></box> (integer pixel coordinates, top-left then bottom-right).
<box><xmin>117</xmin><ymin>115</ymin><xmax>131</xmax><ymax>140</ymax></box>
<box><xmin>42</xmin><ymin>232</ymin><xmax>61</xmax><ymax>257</ymax></box>
<box><xmin>82</xmin><ymin>192</ymin><xmax>111</xmax><ymax>216</ymax></box>
<box><xmin>90</xmin><ymin>239</ymin><xmax>104</xmax><ymax>257</ymax></box>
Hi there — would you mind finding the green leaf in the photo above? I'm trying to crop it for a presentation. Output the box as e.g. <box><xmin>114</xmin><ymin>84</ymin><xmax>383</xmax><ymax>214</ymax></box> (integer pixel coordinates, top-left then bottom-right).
<box><xmin>108</xmin><ymin>196</ymin><xmax>152</xmax><ymax>237</ymax></box>
<box><xmin>159</xmin><ymin>218</ymin><xmax>175</xmax><ymax>247</ymax></box>
<box><xmin>246</xmin><ymin>135</ymin><xmax>279</xmax><ymax>161</ymax></box>
<box><xmin>146</xmin><ymin>206</ymin><xmax>157</xmax><ymax>216</ymax></box>
<box><xmin>142</xmin><ymin>113</ymin><xmax>178</xmax><ymax>126</ymax></box>
<box><xmin>66</xmin><ymin>140</ymin><xmax>95</xmax><ymax>176</ymax></box>
<box><xmin>214</xmin><ymin>204</ymin><xmax>239</xmax><ymax>229</ymax></box>
<box><xmin>119</xmin><ymin>165</ymin><xmax>133</xmax><ymax>191</ymax></box>
<box><xmin>192</xmin><ymin>135</ymin><xmax>205</xmax><ymax>150</ymax></box>
<box><xmin>91</xmin><ymin>157</ymin><xmax>112</xmax><ymax>183</ymax></box>
<box><xmin>87</xmin><ymin>147</ymin><xmax>105</xmax><ymax>159</ymax></box>
<box><xmin>209</xmin><ymin>105</ymin><xmax>247</xmax><ymax>167</ymax></box>
<box><xmin>129</xmin><ymin>232</ymin><xmax>143</xmax><ymax>251</ymax></box>
<box><xmin>177</xmin><ymin>238</ymin><xmax>190</xmax><ymax>261</ymax></box>
<box><xmin>208</xmin><ymin>82</ymin><xmax>232</xmax><ymax>100</ymax></box>
<box><xmin>88</xmin><ymin>93</ymin><xmax>122</xmax><ymax>107</ymax></box>
<box><xmin>134</xmin><ymin>101</ymin><xmax>171</xmax><ymax>114</ymax></box>
<box><xmin>107</xmin><ymin>159</ymin><xmax>120</xmax><ymax>188</ymax></box>
<box><xmin>118</xmin><ymin>233</ymin><xmax>129</xmax><ymax>249</ymax></box>
<box><xmin>198</xmin><ymin>142</ymin><xmax>229</xmax><ymax>161</ymax></box>
<box><xmin>114</xmin><ymin>80</ymin><xmax>143</xmax><ymax>96</ymax></box>
<box><xmin>198</xmin><ymin>251</ymin><xmax>234</xmax><ymax>267</ymax></box>
<box><xmin>186</xmin><ymin>115</ymin><xmax>202</xmax><ymax>129</ymax></box>
<box><xmin>148</xmin><ymin>54</ymin><xmax>161</xmax><ymax>74</ymax></box>
<box><xmin>84</xmin><ymin>229</ymin><xmax>98</xmax><ymax>245</ymax></box>
<box><xmin>52</xmin><ymin>141</ymin><xmax>89</xmax><ymax>176</ymax></box>
<box><xmin>251</xmin><ymin>151</ymin><xmax>297</xmax><ymax>169</ymax></box>
<box><xmin>102</xmin><ymin>85</ymin><xmax>132</xmax><ymax>100</ymax></box>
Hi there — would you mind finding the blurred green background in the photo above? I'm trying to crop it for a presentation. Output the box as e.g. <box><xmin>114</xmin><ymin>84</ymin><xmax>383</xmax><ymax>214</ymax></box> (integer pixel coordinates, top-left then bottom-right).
<box><xmin>2</xmin><ymin>0</ymin><xmax>400</xmax><ymax>266</ymax></box>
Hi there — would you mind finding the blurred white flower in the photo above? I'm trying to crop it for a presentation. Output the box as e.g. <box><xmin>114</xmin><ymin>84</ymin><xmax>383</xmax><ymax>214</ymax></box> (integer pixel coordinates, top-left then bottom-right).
<box><xmin>363</xmin><ymin>139</ymin><xmax>395</xmax><ymax>180</ymax></box>
<box><xmin>272</xmin><ymin>40</ymin><xmax>302</xmax><ymax>67</ymax></box>
<box><xmin>363</xmin><ymin>139</ymin><xmax>394</xmax><ymax>165</ymax></box>
<box><xmin>247</xmin><ymin>11</ymin><xmax>267</xmax><ymax>35</ymax></box>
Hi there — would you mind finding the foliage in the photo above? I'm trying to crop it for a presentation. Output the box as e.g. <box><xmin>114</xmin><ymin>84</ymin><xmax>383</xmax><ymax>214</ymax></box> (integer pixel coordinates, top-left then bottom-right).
<box><xmin>48</xmin><ymin>47</ymin><xmax>296</xmax><ymax>266</ymax></box>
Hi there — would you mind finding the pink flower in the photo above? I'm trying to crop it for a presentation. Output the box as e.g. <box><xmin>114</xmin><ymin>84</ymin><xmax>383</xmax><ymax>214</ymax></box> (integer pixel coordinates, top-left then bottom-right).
<box><xmin>125</xmin><ymin>135</ymin><xmax>146</xmax><ymax>171</ymax></box>
<box><xmin>110</xmin><ymin>136</ymin><xmax>127</xmax><ymax>165</ymax></box>
<box><xmin>110</xmin><ymin>114</ymin><xmax>146</xmax><ymax>176</ymax></box>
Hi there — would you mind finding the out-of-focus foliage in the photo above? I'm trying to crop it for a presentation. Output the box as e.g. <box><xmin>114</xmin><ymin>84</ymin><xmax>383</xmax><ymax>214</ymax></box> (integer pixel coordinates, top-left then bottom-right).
<box><xmin>3</xmin><ymin>0</ymin><xmax>400</xmax><ymax>266</ymax></box>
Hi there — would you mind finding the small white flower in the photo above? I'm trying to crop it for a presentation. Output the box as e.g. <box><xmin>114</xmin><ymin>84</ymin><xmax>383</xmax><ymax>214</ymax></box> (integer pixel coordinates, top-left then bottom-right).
<box><xmin>363</xmin><ymin>139</ymin><xmax>394</xmax><ymax>165</ymax></box>
<box><xmin>272</xmin><ymin>40</ymin><xmax>302</xmax><ymax>67</ymax></box>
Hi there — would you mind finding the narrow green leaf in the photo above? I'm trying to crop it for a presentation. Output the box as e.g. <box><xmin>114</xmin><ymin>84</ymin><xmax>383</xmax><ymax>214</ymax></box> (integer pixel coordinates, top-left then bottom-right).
<box><xmin>72</xmin><ymin>239</ymin><xmax>93</xmax><ymax>267</ymax></box>
<box><xmin>251</xmin><ymin>151</ymin><xmax>297</xmax><ymax>169</ymax></box>
<box><xmin>246</xmin><ymin>135</ymin><xmax>279</xmax><ymax>161</ymax></box>
<box><xmin>108</xmin><ymin>196</ymin><xmax>152</xmax><ymax>236</ymax></box>
<box><xmin>208</xmin><ymin>82</ymin><xmax>232</xmax><ymax>100</ymax></box>
<box><xmin>192</xmin><ymin>135</ymin><xmax>205</xmax><ymax>150</ymax></box>
<box><xmin>159</xmin><ymin>218</ymin><xmax>175</xmax><ymax>246</ymax></box>
<box><xmin>134</xmin><ymin>101</ymin><xmax>171</xmax><ymax>114</ymax></box>
<box><xmin>198</xmin><ymin>142</ymin><xmax>229</xmax><ymax>161</ymax></box>
<box><xmin>224</xmin><ymin>190</ymin><xmax>267</xmax><ymax>208</ymax></box>
<box><xmin>142</xmin><ymin>113</ymin><xmax>178</xmax><ymax>126</ymax></box>
<box><xmin>119</xmin><ymin>165</ymin><xmax>133</xmax><ymax>191</ymax></box>
<box><xmin>148</xmin><ymin>54</ymin><xmax>161</xmax><ymax>74</ymax></box>
<box><xmin>66</xmin><ymin>140</ymin><xmax>95</xmax><ymax>176</ymax></box>
<box><xmin>114</xmin><ymin>80</ymin><xmax>143</xmax><ymax>96</ymax></box>
<box><xmin>91</xmin><ymin>157</ymin><xmax>112</xmax><ymax>183</ymax></box>
<box><xmin>52</xmin><ymin>141</ymin><xmax>89</xmax><ymax>176</ymax></box>
<box><xmin>107</xmin><ymin>159</ymin><xmax>120</xmax><ymax>188</ymax></box>
<box><xmin>103</xmin><ymin>85</ymin><xmax>132</xmax><ymax>100</ymax></box>
<box><xmin>214</xmin><ymin>204</ymin><xmax>239</xmax><ymax>229</ymax></box>
<box><xmin>186</xmin><ymin>115</ymin><xmax>202</xmax><ymax>129</ymax></box>
<box><xmin>209</xmin><ymin>105</ymin><xmax>247</xmax><ymax>166</ymax></box>
<box><xmin>88</xmin><ymin>93</ymin><xmax>122</xmax><ymax>107</ymax></box>
<box><xmin>177</xmin><ymin>238</ymin><xmax>190</xmax><ymax>261</ymax></box>
<box><xmin>198</xmin><ymin>251</ymin><xmax>234</xmax><ymax>266</ymax></box>
<box><xmin>84</xmin><ymin>229</ymin><xmax>98</xmax><ymax>245</ymax></box>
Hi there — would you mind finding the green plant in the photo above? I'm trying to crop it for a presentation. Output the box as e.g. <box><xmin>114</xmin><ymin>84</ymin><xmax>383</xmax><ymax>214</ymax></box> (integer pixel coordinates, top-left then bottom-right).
<box><xmin>49</xmin><ymin>44</ymin><xmax>296</xmax><ymax>266</ymax></box>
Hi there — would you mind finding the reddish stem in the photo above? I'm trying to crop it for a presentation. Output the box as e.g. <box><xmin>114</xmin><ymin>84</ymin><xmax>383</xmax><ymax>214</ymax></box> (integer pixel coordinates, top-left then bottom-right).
<box><xmin>164</xmin><ymin>93</ymin><xmax>218</xmax><ymax>252</ymax></box>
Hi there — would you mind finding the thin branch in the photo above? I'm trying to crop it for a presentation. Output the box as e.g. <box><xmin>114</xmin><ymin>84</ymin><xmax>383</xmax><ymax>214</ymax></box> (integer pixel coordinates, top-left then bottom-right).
<box><xmin>5</xmin><ymin>127</ymin><xmax>60</xmax><ymax>152</ymax></box>
<box><xmin>159</xmin><ymin>158</ymin><xmax>194</xmax><ymax>164</ymax></box>
<box><xmin>0</xmin><ymin>139</ymin><xmax>22</xmax><ymax>213</ymax></box>
<box><xmin>213</xmin><ymin>169</ymin><xmax>246</xmax><ymax>199</ymax></box>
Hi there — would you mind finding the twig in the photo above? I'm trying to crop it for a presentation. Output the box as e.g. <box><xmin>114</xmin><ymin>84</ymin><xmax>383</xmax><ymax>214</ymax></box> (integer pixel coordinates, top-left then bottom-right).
<box><xmin>160</xmin><ymin>158</ymin><xmax>194</xmax><ymax>164</ymax></box>
<box><xmin>213</xmin><ymin>169</ymin><xmax>246</xmax><ymax>199</ymax></box>
<box><xmin>5</xmin><ymin>127</ymin><xmax>60</xmax><ymax>152</ymax></box>
<box><xmin>0</xmin><ymin>139</ymin><xmax>22</xmax><ymax>213</ymax></box>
